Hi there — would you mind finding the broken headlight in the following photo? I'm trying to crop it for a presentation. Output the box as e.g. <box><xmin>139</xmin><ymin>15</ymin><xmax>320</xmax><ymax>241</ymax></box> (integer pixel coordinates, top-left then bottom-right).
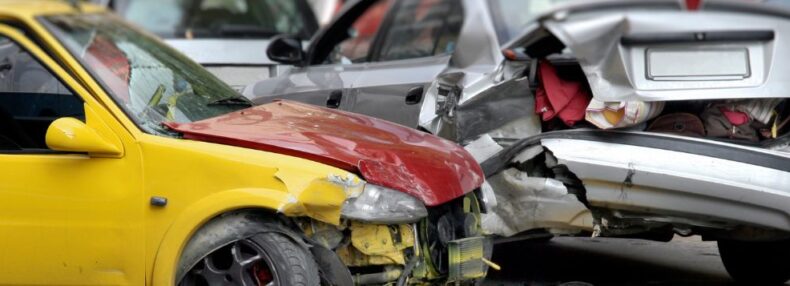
<box><xmin>341</xmin><ymin>183</ymin><xmax>428</xmax><ymax>224</ymax></box>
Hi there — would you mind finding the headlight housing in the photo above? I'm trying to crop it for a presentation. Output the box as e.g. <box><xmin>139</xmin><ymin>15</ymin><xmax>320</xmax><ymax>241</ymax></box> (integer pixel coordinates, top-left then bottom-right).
<box><xmin>341</xmin><ymin>183</ymin><xmax>428</xmax><ymax>224</ymax></box>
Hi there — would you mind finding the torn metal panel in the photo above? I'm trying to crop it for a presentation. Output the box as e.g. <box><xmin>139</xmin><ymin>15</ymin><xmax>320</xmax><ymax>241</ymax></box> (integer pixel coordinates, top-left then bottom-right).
<box><xmin>540</xmin><ymin>134</ymin><xmax>790</xmax><ymax>232</ymax></box>
<box><xmin>464</xmin><ymin>134</ymin><xmax>504</xmax><ymax>163</ymax></box>
<box><xmin>478</xmin><ymin>181</ymin><xmax>498</xmax><ymax>212</ymax></box>
<box><xmin>543</xmin><ymin>8</ymin><xmax>790</xmax><ymax>101</ymax></box>
<box><xmin>454</xmin><ymin>77</ymin><xmax>537</xmax><ymax>143</ymax></box>
<box><xmin>511</xmin><ymin>145</ymin><xmax>544</xmax><ymax>165</ymax></box>
<box><xmin>485</xmin><ymin>115</ymin><xmax>543</xmax><ymax>144</ymax></box>
<box><xmin>482</xmin><ymin>168</ymin><xmax>593</xmax><ymax>237</ymax></box>
<box><xmin>420</xmin><ymin>74</ymin><xmax>539</xmax><ymax>144</ymax></box>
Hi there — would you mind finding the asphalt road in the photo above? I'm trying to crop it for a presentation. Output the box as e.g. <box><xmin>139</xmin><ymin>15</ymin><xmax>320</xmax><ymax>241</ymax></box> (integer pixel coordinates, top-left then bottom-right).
<box><xmin>481</xmin><ymin>235</ymin><xmax>784</xmax><ymax>286</ymax></box>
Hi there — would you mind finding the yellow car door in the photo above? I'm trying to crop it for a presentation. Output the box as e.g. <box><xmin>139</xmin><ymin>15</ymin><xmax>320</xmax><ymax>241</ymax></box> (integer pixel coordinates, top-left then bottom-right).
<box><xmin>0</xmin><ymin>25</ymin><xmax>145</xmax><ymax>285</ymax></box>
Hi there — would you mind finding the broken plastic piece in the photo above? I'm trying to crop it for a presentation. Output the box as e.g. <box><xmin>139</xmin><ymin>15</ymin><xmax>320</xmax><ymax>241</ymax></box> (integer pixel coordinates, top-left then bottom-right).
<box><xmin>464</xmin><ymin>134</ymin><xmax>504</xmax><ymax>163</ymax></box>
<box><xmin>585</xmin><ymin>99</ymin><xmax>664</xmax><ymax>129</ymax></box>
<box><xmin>511</xmin><ymin>145</ymin><xmax>544</xmax><ymax>165</ymax></box>
<box><xmin>481</xmin><ymin>168</ymin><xmax>593</xmax><ymax>236</ymax></box>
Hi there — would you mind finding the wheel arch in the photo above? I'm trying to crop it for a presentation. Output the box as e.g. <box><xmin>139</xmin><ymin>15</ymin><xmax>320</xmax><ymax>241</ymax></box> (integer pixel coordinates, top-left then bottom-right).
<box><xmin>151</xmin><ymin>188</ymin><xmax>300</xmax><ymax>286</ymax></box>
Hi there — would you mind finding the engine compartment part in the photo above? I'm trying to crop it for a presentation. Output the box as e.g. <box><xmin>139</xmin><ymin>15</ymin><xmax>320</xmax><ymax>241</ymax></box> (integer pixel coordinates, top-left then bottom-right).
<box><xmin>447</xmin><ymin>236</ymin><xmax>489</xmax><ymax>282</ymax></box>
<box><xmin>298</xmin><ymin>193</ymin><xmax>491</xmax><ymax>285</ymax></box>
<box><xmin>337</xmin><ymin>223</ymin><xmax>415</xmax><ymax>266</ymax></box>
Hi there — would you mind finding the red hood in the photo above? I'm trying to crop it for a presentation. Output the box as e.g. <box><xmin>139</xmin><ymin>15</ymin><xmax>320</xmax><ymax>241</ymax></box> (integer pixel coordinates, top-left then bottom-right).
<box><xmin>164</xmin><ymin>100</ymin><xmax>484</xmax><ymax>206</ymax></box>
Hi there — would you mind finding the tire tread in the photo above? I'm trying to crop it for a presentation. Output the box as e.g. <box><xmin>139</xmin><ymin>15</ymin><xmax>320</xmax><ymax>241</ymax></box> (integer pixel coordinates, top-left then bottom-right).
<box><xmin>251</xmin><ymin>231</ymin><xmax>321</xmax><ymax>286</ymax></box>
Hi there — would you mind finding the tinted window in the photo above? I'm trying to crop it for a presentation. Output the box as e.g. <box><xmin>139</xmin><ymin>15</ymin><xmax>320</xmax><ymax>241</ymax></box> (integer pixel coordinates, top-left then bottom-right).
<box><xmin>376</xmin><ymin>0</ymin><xmax>463</xmax><ymax>61</ymax></box>
<box><xmin>121</xmin><ymin>0</ymin><xmax>316</xmax><ymax>39</ymax></box>
<box><xmin>0</xmin><ymin>37</ymin><xmax>83</xmax><ymax>150</ymax></box>
<box><xmin>324</xmin><ymin>0</ymin><xmax>394</xmax><ymax>64</ymax></box>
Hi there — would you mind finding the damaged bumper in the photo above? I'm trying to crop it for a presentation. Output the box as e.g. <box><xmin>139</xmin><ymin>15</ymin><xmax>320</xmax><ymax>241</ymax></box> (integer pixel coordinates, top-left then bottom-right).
<box><xmin>541</xmin><ymin>131</ymin><xmax>790</xmax><ymax>232</ymax></box>
<box><xmin>480</xmin><ymin>130</ymin><xmax>790</xmax><ymax>238</ymax></box>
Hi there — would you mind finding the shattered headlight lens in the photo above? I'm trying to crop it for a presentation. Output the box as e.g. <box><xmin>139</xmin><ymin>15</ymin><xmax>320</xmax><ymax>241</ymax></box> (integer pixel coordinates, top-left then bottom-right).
<box><xmin>341</xmin><ymin>183</ymin><xmax>428</xmax><ymax>224</ymax></box>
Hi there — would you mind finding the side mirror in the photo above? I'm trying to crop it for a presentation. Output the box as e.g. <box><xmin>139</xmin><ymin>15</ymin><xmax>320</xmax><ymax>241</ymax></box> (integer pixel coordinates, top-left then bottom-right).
<box><xmin>267</xmin><ymin>34</ymin><xmax>305</xmax><ymax>65</ymax></box>
<box><xmin>46</xmin><ymin>118</ymin><xmax>122</xmax><ymax>156</ymax></box>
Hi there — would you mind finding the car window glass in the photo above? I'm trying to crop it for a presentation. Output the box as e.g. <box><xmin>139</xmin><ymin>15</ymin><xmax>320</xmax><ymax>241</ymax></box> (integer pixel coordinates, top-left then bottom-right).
<box><xmin>123</xmin><ymin>0</ymin><xmax>312</xmax><ymax>39</ymax></box>
<box><xmin>44</xmin><ymin>14</ymin><xmax>247</xmax><ymax>136</ymax></box>
<box><xmin>376</xmin><ymin>0</ymin><xmax>463</xmax><ymax>61</ymax></box>
<box><xmin>0</xmin><ymin>36</ymin><xmax>83</xmax><ymax>151</ymax></box>
<box><xmin>324</xmin><ymin>0</ymin><xmax>394</xmax><ymax>65</ymax></box>
<box><xmin>488</xmin><ymin>0</ymin><xmax>579</xmax><ymax>44</ymax></box>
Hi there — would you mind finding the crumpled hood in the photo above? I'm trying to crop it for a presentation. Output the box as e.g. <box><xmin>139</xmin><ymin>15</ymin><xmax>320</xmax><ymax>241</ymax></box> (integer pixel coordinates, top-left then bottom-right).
<box><xmin>165</xmin><ymin>100</ymin><xmax>484</xmax><ymax>206</ymax></box>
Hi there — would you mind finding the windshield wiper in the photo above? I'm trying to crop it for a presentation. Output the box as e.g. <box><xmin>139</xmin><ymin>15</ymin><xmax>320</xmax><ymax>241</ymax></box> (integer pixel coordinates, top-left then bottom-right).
<box><xmin>207</xmin><ymin>96</ymin><xmax>253</xmax><ymax>107</ymax></box>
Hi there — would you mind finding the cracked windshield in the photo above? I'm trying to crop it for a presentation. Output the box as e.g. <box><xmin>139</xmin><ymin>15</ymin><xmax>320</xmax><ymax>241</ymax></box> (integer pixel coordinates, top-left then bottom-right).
<box><xmin>43</xmin><ymin>13</ymin><xmax>251</xmax><ymax>134</ymax></box>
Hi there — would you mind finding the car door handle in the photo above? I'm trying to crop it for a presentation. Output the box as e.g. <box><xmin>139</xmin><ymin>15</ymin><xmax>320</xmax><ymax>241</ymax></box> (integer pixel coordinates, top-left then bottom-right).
<box><xmin>405</xmin><ymin>86</ymin><xmax>424</xmax><ymax>105</ymax></box>
<box><xmin>326</xmin><ymin>90</ymin><xmax>342</xmax><ymax>108</ymax></box>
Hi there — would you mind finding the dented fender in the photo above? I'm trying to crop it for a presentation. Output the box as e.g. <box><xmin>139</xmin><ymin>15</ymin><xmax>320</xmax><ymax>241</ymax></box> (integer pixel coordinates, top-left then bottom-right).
<box><xmin>152</xmin><ymin>172</ymin><xmax>362</xmax><ymax>285</ymax></box>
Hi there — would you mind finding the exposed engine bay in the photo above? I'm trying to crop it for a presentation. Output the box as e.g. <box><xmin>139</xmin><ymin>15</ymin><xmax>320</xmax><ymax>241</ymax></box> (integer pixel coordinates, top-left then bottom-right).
<box><xmin>295</xmin><ymin>193</ymin><xmax>493</xmax><ymax>285</ymax></box>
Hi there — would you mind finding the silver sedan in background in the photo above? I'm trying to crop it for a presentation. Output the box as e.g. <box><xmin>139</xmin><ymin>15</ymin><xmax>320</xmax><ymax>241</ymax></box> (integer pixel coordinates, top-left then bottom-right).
<box><xmin>244</xmin><ymin>0</ymin><xmax>571</xmax><ymax>128</ymax></box>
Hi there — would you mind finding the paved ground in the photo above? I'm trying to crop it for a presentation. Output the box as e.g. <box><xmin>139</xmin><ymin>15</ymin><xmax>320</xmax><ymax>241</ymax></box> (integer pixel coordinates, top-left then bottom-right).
<box><xmin>482</xmin><ymin>235</ymin><xmax>766</xmax><ymax>286</ymax></box>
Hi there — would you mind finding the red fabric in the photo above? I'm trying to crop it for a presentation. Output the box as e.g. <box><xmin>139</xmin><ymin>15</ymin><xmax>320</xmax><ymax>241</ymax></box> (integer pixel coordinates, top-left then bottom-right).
<box><xmin>534</xmin><ymin>60</ymin><xmax>591</xmax><ymax>126</ymax></box>
<box><xmin>720</xmin><ymin>107</ymin><xmax>750</xmax><ymax>126</ymax></box>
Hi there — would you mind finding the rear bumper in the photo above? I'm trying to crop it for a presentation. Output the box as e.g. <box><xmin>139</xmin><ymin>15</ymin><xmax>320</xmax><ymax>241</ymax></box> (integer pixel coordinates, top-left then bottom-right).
<box><xmin>487</xmin><ymin>130</ymin><xmax>790</xmax><ymax>232</ymax></box>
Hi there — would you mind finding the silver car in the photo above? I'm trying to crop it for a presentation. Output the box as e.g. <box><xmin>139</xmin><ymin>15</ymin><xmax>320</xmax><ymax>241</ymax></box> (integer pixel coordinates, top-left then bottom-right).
<box><xmin>244</xmin><ymin>0</ymin><xmax>568</xmax><ymax>128</ymax></box>
<box><xmin>99</xmin><ymin>0</ymin><xmax>319</xmax><ymax>90</ymax></box>
<box><xmin>445</xmin><ymin>0</ymin><xmax>790</xmax><ymax>284</ymax></box>
<box><xmin>253</xmin><ymin>0</ymin><xmax>790</xmax><ymax>284</ymax></box>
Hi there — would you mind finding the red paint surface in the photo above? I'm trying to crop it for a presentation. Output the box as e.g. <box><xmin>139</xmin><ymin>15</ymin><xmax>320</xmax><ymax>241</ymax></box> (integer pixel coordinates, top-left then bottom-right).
<box><xmin>164</xmin><ymin>100</ymin><xmax>484</xmax><ymax>206</ymax></box>
<box><xmin>686</xmin><ymin>0</ymin><xmax>701</xmax><ymax>10</ymax></box>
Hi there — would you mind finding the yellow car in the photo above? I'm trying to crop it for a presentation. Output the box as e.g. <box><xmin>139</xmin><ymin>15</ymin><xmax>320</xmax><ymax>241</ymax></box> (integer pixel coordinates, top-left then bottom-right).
<box><xmin>0</xmin><ymin>1</ymin><xmax>492</xmax><ymax>285</ymax></box>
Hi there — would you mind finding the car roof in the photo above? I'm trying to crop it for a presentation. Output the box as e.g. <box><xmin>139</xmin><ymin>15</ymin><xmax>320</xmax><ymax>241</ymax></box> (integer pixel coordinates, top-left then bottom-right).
<box><xmin>0</xmin><ymin>0</ymin><xmax>104</xmax><ymax>19</ymax></box>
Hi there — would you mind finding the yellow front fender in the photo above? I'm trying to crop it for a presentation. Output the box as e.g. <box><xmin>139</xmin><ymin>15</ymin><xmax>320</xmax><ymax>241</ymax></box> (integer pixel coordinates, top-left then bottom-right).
<box><xmin>150</xmin><ymin>188</ymin><xmax>299</xmax><ymax>285</ymax></box>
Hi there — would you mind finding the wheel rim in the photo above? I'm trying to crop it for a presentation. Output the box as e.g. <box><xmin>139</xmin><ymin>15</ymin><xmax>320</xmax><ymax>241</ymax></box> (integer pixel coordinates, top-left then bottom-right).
<box><xmin>180</xmin><ymin>238</ymin><xmax>278</xmax><ymax>286</ymax></box>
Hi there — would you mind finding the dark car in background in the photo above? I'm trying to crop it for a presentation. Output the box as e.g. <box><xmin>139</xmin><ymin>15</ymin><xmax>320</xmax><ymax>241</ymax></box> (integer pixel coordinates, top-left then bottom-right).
<box><xmin>96</xmin><ymin>0</ymin><xmax>319</xmax><ymax>90</ymax></box>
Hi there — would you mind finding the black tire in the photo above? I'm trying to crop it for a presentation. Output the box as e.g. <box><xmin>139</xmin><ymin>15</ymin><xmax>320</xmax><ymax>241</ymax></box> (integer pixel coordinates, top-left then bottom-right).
<box><xmin>718</xmin><ymin>239</ymin><xmax>790</xmax><ymax>285</ymax></box>
<box><xmin>177</xmin><ymin>212</ymin><xmax>320</xmax><ymax>286</ymax></box>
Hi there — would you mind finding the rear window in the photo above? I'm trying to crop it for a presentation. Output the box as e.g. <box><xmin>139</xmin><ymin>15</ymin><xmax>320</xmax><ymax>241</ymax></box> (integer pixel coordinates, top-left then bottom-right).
<box><xmin>488</xmin><ymin>0</ymin><xmax>581</xmax><ymax>44</ymax></box>
<box><xmin>119</xmin><ymin>0</ymin><xmax>317</xmax><ymax>39</ymax></box>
